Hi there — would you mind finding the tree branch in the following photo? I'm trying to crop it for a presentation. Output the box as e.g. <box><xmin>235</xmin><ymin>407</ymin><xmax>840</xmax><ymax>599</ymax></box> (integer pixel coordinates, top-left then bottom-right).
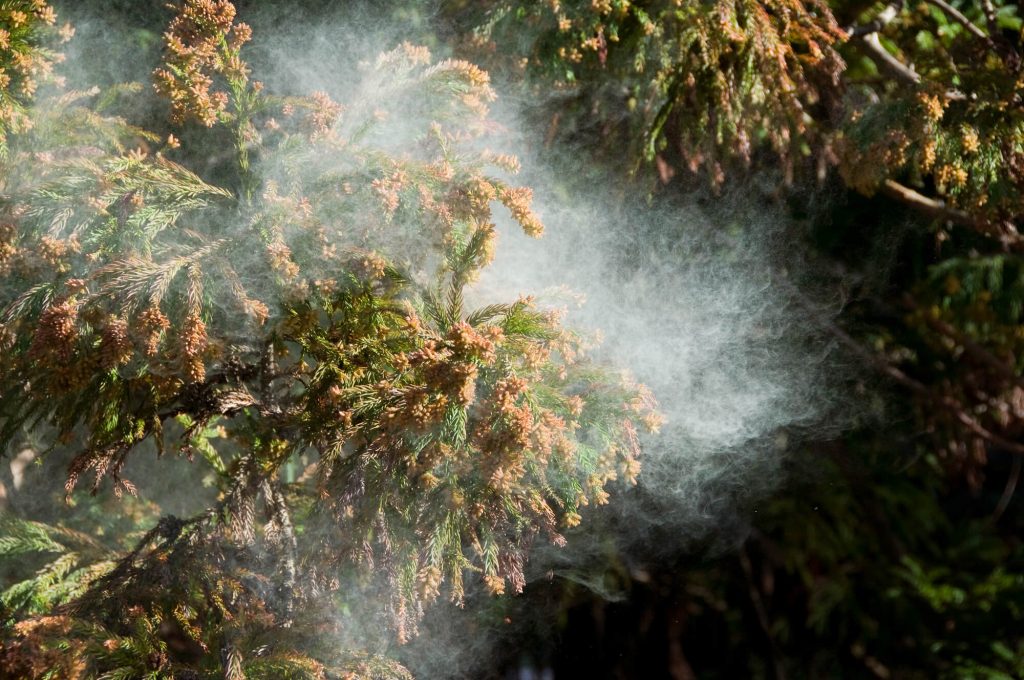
<box><xmin>739</xmin><ymin>547</ymin><xmax>787</xmax><ymax>680</ymax></box>
<box><xmin>859</xmin><ymin>33</ymin><xmax>920</xmax><ymax>85</ymax></box>
<box><xmin>979</xmin><ymin>0</ymin><xmax>1000</xmax><ymax>35</ymax></box>
<box><xmin>900</xmin><ymin>293</ymin><xmax>1024</xmax><ymax>389</ymax></box>
<box><xmin>882</xmin><ymin>179</ymin><xmax>1022</xmax><ymax>249</ymax></box>
<box><xmin>925</xmin><ymin>0</ymin><xmax>991</xmax><ymax>42</ymax></box>
<box><xmin>818</xmin><ymin>310</ymin><xmax>1024</xmax><ymax>457</ymax></box>
<box><xmin>776</xmin><ymin>277</ymin><xmax>1024</xmax><ymax>458</ymax></box>
<box><xmin>991</xmin><ymin>455</ymin><xmax>1021</xmax><ymax>523</ymax></box>
<box><xmin>845</xmin><ymin>1</ymin><xmax>903</xmax><ymax>37</ymax></box>
<box><xmin>881</xmin><ymin>179</ymin><xmax>976</xmax><ymax>227</ymax></box>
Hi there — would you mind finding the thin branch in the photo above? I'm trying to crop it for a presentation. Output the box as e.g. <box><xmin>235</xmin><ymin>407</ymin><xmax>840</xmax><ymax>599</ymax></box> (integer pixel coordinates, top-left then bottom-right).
<box><xmin>859</xmin><ymin>33</ymin><xmax>921</xmax><ymax>84</ymax></box>
<box><xmin>900</xmin><ymin>293</ymin><xmax>1024</xmax><ymax>389</ymax></box>
<box><xmin>979</xmin><ymin>0</ymin><xmax>1000</xmax><ymax>35</ymax></box>
<box><xmin>845</xmin><ymin>1</ymin><xmax>903</xmax><ymax>36</ymax></box>
<box><xmin>776</xmin><ymin>276</ymin><xmax>1024</xmax><ymax>458</ymax></box>
<box><xmin>881</xmin><ymin>179</ymin><xmax>976</xmax><ymax>227</ymax></box>
<box><xmin>263</xmin><ymin>480</ymin><xmax>298</xmax><ymax>628</ymax></box>
<box><xmin>882</xmin><ymin>179</ymin><xmax>1023</xmax><ymax>249</ymax></box>
<box><xmin>739</xmin><ymin>547</ymin><xmax>787</xmax><ymax>680</ymax></box>
<box><xmin>991</xmin><ymin>455</ymin><xmax>1021</xmax><ymax>523</ymax></box>
<box><xmin>925</xmin><ymin>0</ymin><xmax>991</xmax><ymax>42</ymax></box>
<box><xmin>819</xmin><ymin>311</ymin><xmax>1024</xmax><ymax>457</ymax></box>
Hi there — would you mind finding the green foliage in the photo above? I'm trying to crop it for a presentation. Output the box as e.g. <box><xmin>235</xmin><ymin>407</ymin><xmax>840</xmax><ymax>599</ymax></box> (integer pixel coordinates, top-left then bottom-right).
<box><xmin>0</xmin><ymin>1</ymin><xmax>71</xmax><ymax>155</ymax></box>
<box><xmin>1</xmin><ymin>0</ymin><xmax>1022</xmax><ymax>677</ymax></box>
<box><xmin>457</xmin><ymin>0</ymin><xmax>846</xmax><ymax>182</ymax></box>
<box><xmin>0</xmin><ymin>1</ymin><xmax>659</xmax><ymax>677</ymax></box>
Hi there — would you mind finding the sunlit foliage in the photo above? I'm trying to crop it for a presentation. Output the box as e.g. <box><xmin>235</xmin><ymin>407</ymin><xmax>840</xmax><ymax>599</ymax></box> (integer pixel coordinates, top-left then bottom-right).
<box><xmin>0</xmin><ymin>2</ymin><xmax>658</xmax><ymax>677</ymax></box>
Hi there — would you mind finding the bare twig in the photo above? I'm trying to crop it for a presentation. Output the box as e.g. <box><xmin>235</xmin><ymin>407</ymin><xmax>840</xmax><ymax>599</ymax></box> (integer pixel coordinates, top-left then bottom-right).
<box><xmin>666</xmin><ymin>603</ymin><xmax>697</xmax><ymax>680</ymax></box>
<box><xmin>882</xmin><ymin>180</ymin><xmax>1022</xmax><ymax>249</ymax></box>
<box><xmin>739</xmin><ymin>547</ymin><xmax>787</xmax><ymax>680</ymax></box>
<box><xmin>776</xmin><ymin>276</ymin><xmax>1024</xmax><ymax>458</ymax></box>
<box><xmin>925</xmin><ymin>0</ymin><xmax>991</xmax><ymax>42</ymax></box>
<box><xmin>992</xmin><ymin>455</ymin><xmax>1021</xmax><ymax>523</ymax></box>
<box><xmin>901</xmin><ymin>293</ymin><xmax>1024</xmax><ymax>389</ymax></box>
<box><xmin>859</xmin><ymin>33</ymin><xmax>921</xmax><ymax>85</ymax></box>
<box><xmin>979</xmin><ymin>0</ymin><xmax>1000</xmax><ymax>35</ymax></box>
<box><xmin>818</xmin><ymin>312</ymin><xmax>1024</xmax><ymax>457</ymax></box>
<box><xmin>850</xmin><ymin>30</ymin><xmax>969</xmax><ymax>101</ymax></box>
<box><xmin>881</xmin><ymin>179</ymin><xmax>976</xmax><ymax>226</ymax></box>
<box><xmin>846</xmin><ymin>1</ymin><xmax>903</xmax><ymax>36</ymax></box>
<box><xmin>263</xmin><ymin>480</ymin><xmax>298</xmax><ymax>628</ymax></box>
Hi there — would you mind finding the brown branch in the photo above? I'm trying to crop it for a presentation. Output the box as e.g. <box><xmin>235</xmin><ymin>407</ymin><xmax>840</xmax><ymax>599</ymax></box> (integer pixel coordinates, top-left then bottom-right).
<box><xmin>819</xmin><ymin>311</ymin><xmax>1024</xmax><ymax>457</ymax></box>
<box><xmin>900</xmin><ymin>293</ymin><xmax>1024</xmax><ymax>389</ymax></box>
<box><xmin>739</xmin><ymin>547</ymin><xmax>787</xmax><ymax>680</ymax></box>
<box><xmin>992</xmin><ymin>455</ymin><xmax>1021</xmax><ymax>523</ymax></box>
<box><xmin>925</xmin><ymin>0</ymin><xmax>991</xmax><ymax>42</ymax></box>
<box><xmin>846</xmin><ymin>1</ymin><xmax>903</xmax><ymax>37</ymax></box>
<box><xmin>263</xmin><ymin>479</ymin><xmax>298</xmax><ymax>628</ymax></box>
<box><xmin>777</xmin><ymin>274</ymin><xmax>1024</xmax><ymax>457</ymax></box>
<box><xmin>666</xmin><ymin>602</ymin><xmax>697</xmax><ymax>680</ymax></box>
<box><xmin>851</xmin><ymin>34</ymin><xmax>969</xmax><ymax>101</ymax></box>
<box><xmin>979</xmin><ymin>0</ymin><xmax>1000</xmax><ymax>35</ymax></box>
<box><xmin>880</xmin><ymin>179</ymin><xmax>978</xmax><ymax>227</ymax></box>
<box><xmin>882</xmin><ymin>180</ymin><xmax>1023</xmax><ymax>249</ymax></box>
<box><xmin>859</xmin><ymin>33</ymin><xmax>921</xmax><ymax>85</ymax></box>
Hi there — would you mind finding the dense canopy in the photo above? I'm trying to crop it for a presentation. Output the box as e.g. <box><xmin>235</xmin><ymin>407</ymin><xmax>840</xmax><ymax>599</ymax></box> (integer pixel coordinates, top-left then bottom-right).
<box><xmin>1</xmin><ymin>0</ymin><xmax>1023</xmax><ymax>678</ymax></box>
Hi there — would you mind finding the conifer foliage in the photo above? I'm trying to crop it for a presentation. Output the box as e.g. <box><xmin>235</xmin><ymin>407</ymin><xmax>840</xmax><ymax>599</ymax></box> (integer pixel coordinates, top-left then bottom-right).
<box><xmin>459</xmin><ymin>0</ymin><xmax>1024</xmax><ymax>494</ymax></box>
<box><xmin>0</xmin><ymin>2</ymin><xmax>659</xmax><ymax>677</ymax></box>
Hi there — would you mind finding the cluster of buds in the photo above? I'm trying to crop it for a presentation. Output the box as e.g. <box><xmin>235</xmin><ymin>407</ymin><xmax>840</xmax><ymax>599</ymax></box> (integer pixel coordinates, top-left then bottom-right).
<box><xmin>373</xmin><ymin>41</ymin><xmax>432</xmax><ymax>71</ymax></box>
<box><xmin>474</xmin><ymin>376</ymin><xmax>534</xmax><ymax>467</ymax></box>
<box><xmin>449</xmin><ymin>177</ymin><xmax>496</xmax><ymax>223</ymax></box>
<box><xmin>446</xmin><ymin>322</ymin><xmax>501</xmax><ymax>363</ymax></box>
<box><xmin>382</xmin><ymin>381</ymin><xmax>449</xmax><ymax>432</ymax></box>
<box><xmin>918</xmin><ymin>91</ymin><xmax>946</xmax><ymax>123</ymax></box>
<box><xmin>36</xmin><ymin>235</ymin><xmax>78</xmax><ymax>272</ymax></box>
<box><xmin>353</xmin><ymin>251</ymin><xmax>388</xmax><ymax>280</ymax></box>
<box><xmin>416</xmin><ymin>564</ymin><xmax>442</xmax><ymax>602</ymax></box>
<box><xmin>242</xmin><ymin>297</ymin><xmax>269</xmax><ymax>325</ymax></box>
<box><xmin>934</xmin><ymin>163</ymin><xmax>970</xmax><ymax>193</ymax></box>
<box><xmin>137</xmin><ymin>306</ymin><xmax>170</xmax><ymax>356</ymax></box>
<box><xmin>303</xmin><ymin>90</ymin><xmax>343</xmax><ymax>138</ymax></box>
<box><xmin>153</xmin><ymin>0</ymin><xmax>251</xmax><ymax>126</ymax></box>
<box><xmin>0</xmin><ymin>1</ymin><xmax>70</xmax><ymax>144</ymax></box>
<box><xmin>498</xmin><ymin>186</ymin><xmax>544</xmax><ymax>237</ymax></box>
<box><xmin>99</xmin><ymin>316</ymin><xmax>133</xmax><ymax>368</ymax></box>
<box><xmin>483</xmin><ymin>573</ymin><xmax>506</xmax><ymax>596</ymax></box>
<box><xmin>266</xmin><ymin>241</ymin><xmax>299</xmax><ymax>279</ymax></box>
<box><xmin>371</xmin><ymin>169</ymin><xmax>408</xmax><ymax>220</ymax></box>
<box><xmin>836</xmin><ymin>129</ymin><xmax>911</xmax><ymax>195</ymax></box>
<box><xmin>439</xmin><ymin>59</ymin><xmax>497</xmax><ymax>119</ymax></box>
<box><xmin>28</xmin><ymin>299</ymin><xmax>78</xmax><ymax>364</ymax></box>
<box><xmin>0</xmin><ymin>222</ymin><xmax>17</xmax><ymax>275</ymax></box>
<box><xmin>179</xmin><ymin>312</ymin><xmax>207</xmax><ymax>383</ymax></box>
<box><xmin>482</xmin><ymin>150</ymin><xmax>522</xmax><ymax>174</ymax></box>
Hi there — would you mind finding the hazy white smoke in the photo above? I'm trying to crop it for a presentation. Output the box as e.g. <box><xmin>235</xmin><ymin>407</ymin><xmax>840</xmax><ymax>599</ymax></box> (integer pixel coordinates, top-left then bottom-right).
<box><xmin>39</xmin><ymin>4</ymin><xmax>848</xmax><ymax>676</ymax></box>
